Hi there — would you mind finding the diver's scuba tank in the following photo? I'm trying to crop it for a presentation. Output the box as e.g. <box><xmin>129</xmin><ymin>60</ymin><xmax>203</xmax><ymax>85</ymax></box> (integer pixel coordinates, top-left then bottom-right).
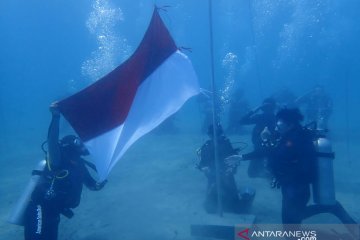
<box><xmin>312</xmin><ymin>133</ymin><xmax>336</xmax><ymax>205</ymax></box>
<box><xmin>7</xmin><ymin>160</ymin><xmax>46</xmax><ymax>225</ymax></box>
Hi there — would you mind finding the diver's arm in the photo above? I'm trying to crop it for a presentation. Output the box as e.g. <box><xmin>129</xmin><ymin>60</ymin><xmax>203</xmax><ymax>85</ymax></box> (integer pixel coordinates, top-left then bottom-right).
<box><xmin>82</xmin><ymin>169</ymin><xmax>97</xmax><ymax>190</ymax></box>
<box><xmin>198</xmin><ymin>142</ymin><xmax>213</xmax><ymax>177</ymax></box>
<box><xmin>198</xmin><ymin>141</ymin><xmax>211</xmax><ymax>169</ymax></box>
<box><xmin>47</xmin><ymin>103</ymin><xmax>61</xmax><ymax>170</ymax></box>
<box><xmin>295</xmin><ymin>90</ymin><xmax>312</xmax><ymax>105</ymax></box>
<box><xmin>239</xmin><ymin>106</ymin><xmax>262</xmax><ymax>125</ymax></box>
<box><xmin>82</xmin><ymin>164</ymin><xmax>107</xmax><ymax>191</ymax></box>
<box><xmin>242</xmin><ymin>151</ymin><xmax>264</xmax><ymax>160</ymax></box>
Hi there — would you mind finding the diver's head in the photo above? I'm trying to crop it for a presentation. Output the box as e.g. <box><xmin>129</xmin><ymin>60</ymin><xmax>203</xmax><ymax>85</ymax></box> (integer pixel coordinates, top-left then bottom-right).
<box><xmin>207</xmin><ymin>123</ymin><xmax>224</xmax><ymax>138</ymax></box>
<box><xmin>60</xmin><ymin>135</ymin><xmax>89</xmax><ymax>157</ymax></box>
<box><xmin>261</xmin><ymin>97</ymin><xmax>276</xmax><ymax>113</ymax></box>
<box><xmin>275</xmin><ymin>108</ymin><xmax>303</xmax><ymax>135</ymax></box>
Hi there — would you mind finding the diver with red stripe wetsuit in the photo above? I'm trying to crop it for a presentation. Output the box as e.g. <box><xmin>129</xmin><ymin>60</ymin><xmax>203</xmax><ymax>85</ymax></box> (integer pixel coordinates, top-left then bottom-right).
<box><xmin>267</xmin><ymin>108</ymin><xmax>356</xmax><ymax>227</ymax></box>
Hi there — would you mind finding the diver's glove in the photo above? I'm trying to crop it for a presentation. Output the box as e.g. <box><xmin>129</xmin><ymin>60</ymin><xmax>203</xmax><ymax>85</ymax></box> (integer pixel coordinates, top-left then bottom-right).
<box><xmin>225</xmin><ymin>155</ymin><xmax>243</xmax><ymax>174</ymax></box>
<box><xmin>200</xmin><ymin>166</ymin><xmax>211</xmax><ymax>178</ymax></box>
<box><xmin>49</xmin><ymin>102</ymin><xmax>60</xmax><ymax>117</ymax></box>
<box><xmin>270</xmin><ymin>178</ymin><xmax>281</xmax><ymax>189</ymax></box>
<box><xmin>61</xmin><ymin>208</ymin><xmax>74</xmax><ymax>219</ymax></box>
<box><xmin>94</xmin><ymin>180</ymin><xmax>108</xmax><ymax>190</ymax></box>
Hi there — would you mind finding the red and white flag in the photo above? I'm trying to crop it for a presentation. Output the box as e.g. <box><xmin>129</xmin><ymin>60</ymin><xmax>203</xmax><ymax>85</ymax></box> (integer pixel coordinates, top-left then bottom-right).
<box><xmin>58</xmin><ymin>8</ymin><xmax>200</xmax><ymax>181</ymax></box>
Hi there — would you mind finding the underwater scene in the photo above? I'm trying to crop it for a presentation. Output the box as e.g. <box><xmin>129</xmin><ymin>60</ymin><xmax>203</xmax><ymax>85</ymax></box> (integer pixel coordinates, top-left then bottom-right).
<box><xmin>1</xmin><ymin>0</ymin><xmax>359</xmax><ymax>239</ymax></box>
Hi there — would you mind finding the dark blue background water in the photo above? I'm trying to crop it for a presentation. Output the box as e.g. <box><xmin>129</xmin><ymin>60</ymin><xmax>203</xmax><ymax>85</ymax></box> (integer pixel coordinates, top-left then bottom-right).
<box><xmin>1</xmin><ymin>1</ymin><xmax>359</xmax><ymax>238</ymax></box>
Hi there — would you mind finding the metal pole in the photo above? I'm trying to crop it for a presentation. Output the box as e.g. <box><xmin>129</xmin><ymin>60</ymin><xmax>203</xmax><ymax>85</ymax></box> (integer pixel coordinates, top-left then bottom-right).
<box><xmin>345</xmin><ymin>68</ymin><xmax>351</xmax><ymax>166</ymax></box>
<box><xmin>247</xmin><ymin>0</ymin><xmax>264</xmax><ymax>99</ymax></box>
<box><xmin>208</xmin><ymin>0</ymin><xmax>223</xmax><ymax>217</ymax></box>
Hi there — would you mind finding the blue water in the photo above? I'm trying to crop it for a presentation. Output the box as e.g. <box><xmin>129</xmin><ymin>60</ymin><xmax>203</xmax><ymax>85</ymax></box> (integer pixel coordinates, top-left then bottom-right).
<box><xmin>1</xmin><ymin>0</ymin><xmax>360</xmax><ymax>137</ymax></box>
<box><xmin>1</xmin><ymin>0</ymin><xmax>359</xmax><ymax>239</ymax></box>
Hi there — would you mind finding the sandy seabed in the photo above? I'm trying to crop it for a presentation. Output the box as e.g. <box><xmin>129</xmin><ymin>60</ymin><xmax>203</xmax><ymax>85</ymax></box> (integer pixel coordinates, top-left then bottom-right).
<box><xmin>1</xmin><ymin>131</ymin><xmax>359</xmax><ymax>240</ymax></box>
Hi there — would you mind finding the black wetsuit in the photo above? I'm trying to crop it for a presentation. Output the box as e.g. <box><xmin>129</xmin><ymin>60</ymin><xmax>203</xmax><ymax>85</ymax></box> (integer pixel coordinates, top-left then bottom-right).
<box><xmin>199</xmin><ymin>136</ymin><xmax>239</xmax><ymax>213</ymax></box>
<box><xmin>24</xmin><ymin>113</ymin><xmax>101</xmax><ymax>240</ymax></box>
<box><xmin>268</xmin><ymin>125</ymin><xmax>356</xmax><ymax>226</ymax></box>
<box><xmin>24</xmin><ymin>156</ymin><xmax>99</xmax><ymax>240</ymax></box>
<box><xmin>240</xmin><ymin>111</ymin><xmax>276</xmax><ymax>177</ymax></box>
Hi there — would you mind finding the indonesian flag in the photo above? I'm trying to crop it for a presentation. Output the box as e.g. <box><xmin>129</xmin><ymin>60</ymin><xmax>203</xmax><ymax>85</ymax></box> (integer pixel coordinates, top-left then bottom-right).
<box><xmin>58</xmin><ymin>8</ymin><xmax>200</xmax><ymax>181</ymax></box>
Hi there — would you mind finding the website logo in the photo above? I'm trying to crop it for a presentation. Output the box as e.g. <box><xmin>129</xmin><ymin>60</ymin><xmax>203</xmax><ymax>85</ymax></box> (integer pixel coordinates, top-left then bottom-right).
<box><xmin>235</xmin><ymin>224</ymin><xmax>360</xmax><ymax>240</ymax></box>
<box><xmin>237</xmin><ymin>228</ymin><xmax>250</xmax><ymax>240</ymax></box>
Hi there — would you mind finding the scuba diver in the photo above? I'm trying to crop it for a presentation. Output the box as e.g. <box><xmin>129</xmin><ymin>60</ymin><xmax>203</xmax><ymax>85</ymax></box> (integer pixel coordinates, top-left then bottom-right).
<box><xmin>24</xmin><ymin>103</ymin><xmax>107</xmax><ymax>240</ymax></box>
<box><xmin>268</xmin><ymin>108</ymin><xmax>356</xmax><ymax>228</ymax></box>
<box><xmin>295</xmin><ymin>84</ymin><xmax>333</xmax><ymax>130</ymax></box>
<box><xmin>197</xmin><ymin>124</ymin><xmax>255</xmax><ymax>214</ymax></box>
<box><xmin>239</xmin><ymin>97</ymin><xmax>277</xmax><ymax>178</ymax></box>
<box><xmin>227</xmin><ymin>108</ymin><xmax>357</xmax><ymax>230</ymax></box>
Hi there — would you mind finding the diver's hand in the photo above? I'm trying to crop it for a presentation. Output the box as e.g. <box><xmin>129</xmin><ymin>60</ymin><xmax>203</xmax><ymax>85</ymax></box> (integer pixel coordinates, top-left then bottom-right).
<box><xmin>61</xmin><ymin>208</ymin><xmax>74</xmax><ymax>219</ymax></box>
<box><xmin>49</xmin><ymin>102</ymin><xmax>60</xmax><ymax>116</ymax></box>
<box><xmin>225</xmin><ymin>155</ymin><xmax>242</xmax><ymax>166</ymax></box>
<box><xmin>94</xmin><ymin>180</ymin><xmax>108</xmax><ymax>190</ymax></box>
<box><xmin>200</xmin><ymin>167</ymin><xmax>211</xmax><ymax>177</ymax></box>
<box><xmin>225</xmin><ymin>155</ymin><xmax>242</xmax><ymax>174</ymax></box>
<box><xmin>270</xmin><ymin>178</ymin><xmax>280</xmax><ymax>189</ymax></box>
<box><xmin>251</xmin><ymin>106</ymin><xmax>262</xmax><ymax>114</ymax></box>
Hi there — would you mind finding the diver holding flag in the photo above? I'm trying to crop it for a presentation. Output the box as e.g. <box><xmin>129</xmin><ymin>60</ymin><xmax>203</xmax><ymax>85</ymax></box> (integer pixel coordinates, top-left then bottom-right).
<box><xmin>10</xmin><ymin>103</ymin><xmax>107</xmax><ymax>240</ymax></box>
<box><xmin>10</xmin><ymin>5</ymin><xmax>199</xmax><ymax>240</ymax></box>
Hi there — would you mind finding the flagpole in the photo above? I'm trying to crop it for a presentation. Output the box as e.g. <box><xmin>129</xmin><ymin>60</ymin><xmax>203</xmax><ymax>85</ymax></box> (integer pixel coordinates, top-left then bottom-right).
<box><xmin>247</xmin><ymin>0</ymin><xmax>264</xmax><ymax>99</ymax></box>
<box><xmin>208</xmin><ymin>0</ymin><xmax>223</xmax><ymax>217</ymax></box>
